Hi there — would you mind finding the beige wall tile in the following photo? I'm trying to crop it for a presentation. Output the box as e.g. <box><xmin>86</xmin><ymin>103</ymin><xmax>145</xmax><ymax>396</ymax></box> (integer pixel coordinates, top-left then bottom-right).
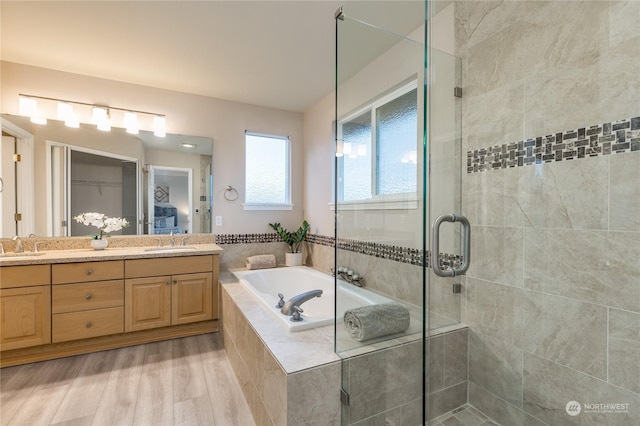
<box><xmin>610</xmin><ymin>152</ymin><xmax>640</xmax><ymax>232</ymax></box>
<box><xmin>523</xmin><ymin>353</ymin><xmax>640</xmax><ymax>425</ymax></box>
<box><xmin>262</xmin><ymin>350</ymin><xmax>287</xmax><ymax>426</ymax></box>
<box><xmin>429</xmin><ymin>382</ymin><xmax>467</xmax><ymax>421</ymax></box>
<box><xmin>469</xmin><ymin>382</ymin><xmax>545</xmax><ymax>426</ymax></box>
<box><xmin>444</xmin><ymin>329</ymin><xmax>468</xmax><ymax>387</ymax></box>
<box><xmin>429</xmin><ymin>335</ymin><xmax>446</xmax><ymax>394</ymax></box>
<box><xmin>287</xmin><ymin>362</ymin><xmax>341</xmax><ymax>425</ymax></box>
<box><xmin>347</xmin><ymin>341</ymin><xmax>422</xmax><ymax>423</ymax></box>
<box><xmin>609</xmin><ymin>309</ymin><xmax>640</xmax><ymax>393</ymax></box>
<box><xmin>469</xmin><ymin>331</ymin><xmax>523</xmax><ymax>407</ymax></box>
<box><xmin>524</xmin><ymin>229</ymin><xmax>640</xmax><ymax>313</ymax></box>
<box><xmin>467</xmin><ymin>278</ymin><xmax>608</xmax><ymax>378</ymax></box>
<box><xmin>467</xmin><ymin>226</ymin><xmax>524</xmax><ymax>287</ymax></box>
<box><xmin>505</xmin><ymin>157</ymin><xmax>609</xmax><ymax>230</ymax></box>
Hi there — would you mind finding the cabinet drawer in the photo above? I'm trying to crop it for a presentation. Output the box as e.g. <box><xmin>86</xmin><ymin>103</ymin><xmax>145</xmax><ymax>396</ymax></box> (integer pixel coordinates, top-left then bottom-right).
<box><xmin>52</xmin><ymin>307</ymin><xmax>124</xmax><ymax>343</ymax></box>
<box><xmin>125</xmin><ymin>255</ymin><xmax>213</xmax><ymax>278</ymax></box>
<box><xmin>0</xmin><ymin>265</ymin><xmax>51</xmax><ymax>289</ymax></box>
<box><xmin>53</xmin><ymin>261</ymin><xmax>124</xmax><ymax>284</ymax></box>
<box><xmin>52</xmin><ymin>280</ymin><xmax>124</xmax><ymax>314</ymax></box>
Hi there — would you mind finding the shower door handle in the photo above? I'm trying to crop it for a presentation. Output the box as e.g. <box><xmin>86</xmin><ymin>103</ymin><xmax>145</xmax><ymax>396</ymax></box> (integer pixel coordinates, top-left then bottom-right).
<box><xmin>431</xmin><ymin>214</ymin><xmax>470</xmax><ymax>277</ymax></box>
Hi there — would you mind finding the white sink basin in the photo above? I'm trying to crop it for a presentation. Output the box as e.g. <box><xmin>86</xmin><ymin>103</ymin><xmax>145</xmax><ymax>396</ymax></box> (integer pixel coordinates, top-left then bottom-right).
<box><xmin>0</xmin><ymin>251</ymin><xmax>46</xmax><ymax>258</ymax></box>
<box><xmin>143</xmin><ymin>246</ymin><xmax>198</xmax><ymax>253</ymax></box>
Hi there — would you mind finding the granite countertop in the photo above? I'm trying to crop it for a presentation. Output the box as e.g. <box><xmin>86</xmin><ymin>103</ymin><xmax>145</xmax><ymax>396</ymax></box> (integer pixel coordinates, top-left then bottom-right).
<box><xmin>0</xmin><ymin>243</ymin><xmax>224</xmax><ymax>266</ymax></box>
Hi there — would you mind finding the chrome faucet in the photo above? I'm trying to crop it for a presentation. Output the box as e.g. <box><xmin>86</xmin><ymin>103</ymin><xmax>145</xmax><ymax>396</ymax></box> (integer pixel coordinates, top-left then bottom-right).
<box><xmin>280</xmin><ymin>289</ymin><xmax>323</xmax><ymax>316</ymax></box>
<box><xmin>12</xmin><ymin>236</ymin><xmax>24</xmax><ymax>253</ymax></box>
<box><xmin>169</xmin><ymin>230</ymin><xmax>176</xmax><ymax>247</ymax></box>
<box><xmin>0</xmin><ymin>242</ymin><xmax>4</xmax><ymax>254</ymax></box>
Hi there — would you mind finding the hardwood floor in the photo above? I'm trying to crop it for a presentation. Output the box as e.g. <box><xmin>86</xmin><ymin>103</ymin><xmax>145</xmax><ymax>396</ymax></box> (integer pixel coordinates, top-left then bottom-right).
<box><xmin>0</xmin><ymin>333</ymin><xmax>256</xmax><ymax>426</ymax></box>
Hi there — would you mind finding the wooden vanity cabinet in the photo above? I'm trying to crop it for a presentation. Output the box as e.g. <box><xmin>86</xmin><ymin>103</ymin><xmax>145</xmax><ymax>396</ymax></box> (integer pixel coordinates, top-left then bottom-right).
<box><xmin>51</xmin><ymin>261</ymin><xmax>124</xmax><ymax>343</ymax></box>
<box><xmin>125</xmin><ymin>255</ymin><xmax>215</xmax><ymax>332</ymax></box>
<box><xmin>0</xmin><ymin>265</ymin><xmax>52</xmax><ymax>351</ymax></box>
<box><xmin>0</xmin><ymin>253</ymin><xmax>219</xmax><ymax>367</ymax></box>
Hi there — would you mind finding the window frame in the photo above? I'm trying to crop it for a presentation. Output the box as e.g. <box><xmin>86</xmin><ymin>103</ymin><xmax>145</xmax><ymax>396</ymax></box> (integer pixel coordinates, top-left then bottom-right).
<box><xmin>243</xmin><ymin>131</ymin><xmax>293</xmax><ymax>211</ymax></box>
<box><xmin>335</xmin><ymin>80</ymin><xmax>419</xmax><ymax>210</ymax></box>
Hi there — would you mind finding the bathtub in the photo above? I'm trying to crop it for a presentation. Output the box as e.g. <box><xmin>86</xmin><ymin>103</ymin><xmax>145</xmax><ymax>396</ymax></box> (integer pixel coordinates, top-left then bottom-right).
<box><xmin>232</xmin><ymin>266</ymin><xmax>396</xmax><ymax>331</ymax></box>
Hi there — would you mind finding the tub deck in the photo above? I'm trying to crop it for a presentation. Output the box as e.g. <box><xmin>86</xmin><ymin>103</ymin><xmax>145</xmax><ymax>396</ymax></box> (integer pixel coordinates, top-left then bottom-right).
<box><xmin>221</xmin><ymin>268</ymin><xmax>465</xmax><ymax>373</ymax></box>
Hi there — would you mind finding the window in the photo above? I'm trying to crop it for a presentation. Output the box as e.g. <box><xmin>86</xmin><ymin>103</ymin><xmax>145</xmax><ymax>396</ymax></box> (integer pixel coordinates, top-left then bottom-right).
<box><xmin>337</xmin><ymin>81</ymin><xmax>418</xmax><ymax>205</ymax></box>
<box><xmin>244</xmin><ymin>132</ymin><xmax>292</xmax><ymax>210</ymax></box>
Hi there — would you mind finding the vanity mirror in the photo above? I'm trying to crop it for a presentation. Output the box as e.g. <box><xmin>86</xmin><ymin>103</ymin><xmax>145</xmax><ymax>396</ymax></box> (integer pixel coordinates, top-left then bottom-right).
<box><xmin>1</xmin><ymin>113</ymin><xmax>213</xmax><ymax>238</ymax></box>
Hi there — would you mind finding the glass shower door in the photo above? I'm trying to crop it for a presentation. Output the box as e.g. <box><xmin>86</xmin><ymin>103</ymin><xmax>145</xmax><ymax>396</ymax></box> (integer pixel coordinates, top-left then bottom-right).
<box><xmin>334</xmin><ymin>4</ymin><xmax>427</xmax><ymax>424</ymax></box>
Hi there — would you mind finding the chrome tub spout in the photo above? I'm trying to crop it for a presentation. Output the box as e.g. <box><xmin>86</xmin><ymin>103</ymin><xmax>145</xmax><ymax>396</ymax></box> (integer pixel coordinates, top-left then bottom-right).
<box><xmin>280</xmin><ymin>289</ymin><xmax>323</xmax><ymax>315</ymax></box>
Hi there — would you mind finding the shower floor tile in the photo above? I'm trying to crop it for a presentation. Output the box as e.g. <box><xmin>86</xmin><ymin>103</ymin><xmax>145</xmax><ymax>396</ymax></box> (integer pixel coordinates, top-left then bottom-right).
<box><xmin>431</xmin><ymin>404</ymin><xmax>501</xmax><ymax>426</ymax></box>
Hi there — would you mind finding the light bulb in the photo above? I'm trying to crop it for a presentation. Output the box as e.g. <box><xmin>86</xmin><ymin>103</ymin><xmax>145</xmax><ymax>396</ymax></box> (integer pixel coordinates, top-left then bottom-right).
<box><xmin>92</xmin><ymin>107</ymin><xmax>107</xmax><ymax>125</ymax></box>
<box><xmin>343</xmin><ymin>142</ymin><xmax>352</xmax><ymax>155</ymax></box>
<box><xmin>124</xmin><ymin>111</ymin><xmax>139</xmax><ymax>134</ymax></box>
<box><xmin>19</xmin><ymin>96</ymin><xmax>37</xmax><ymax>117</ymax></box>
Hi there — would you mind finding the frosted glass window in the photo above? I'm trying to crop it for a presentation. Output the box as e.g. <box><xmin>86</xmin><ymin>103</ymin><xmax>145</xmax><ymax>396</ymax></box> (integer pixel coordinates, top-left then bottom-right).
<box><xmin>245</xmin><ymin>133</ymin><xmax>290</xmax><ymax>205</ymax></box>
<box><xmin>341</xmin><ymin>112</ymin><xmax>372</xmax><ymax>201</ymax></box>
<box><xmin>376</xmin><ymin>88</ymin><xmax>417</xmax><ymax>194</ymax></box>
<box><xmin>338</xmin><ymin>82</ymin><xmax>417</xmax><ymax>202</ymax></box>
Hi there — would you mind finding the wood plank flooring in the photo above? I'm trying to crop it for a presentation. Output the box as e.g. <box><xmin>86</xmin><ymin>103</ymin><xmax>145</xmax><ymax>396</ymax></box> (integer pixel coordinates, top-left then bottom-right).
<box><xmin>0</xmin><ymin>333</ymin><xmax>256</xmax><ymax>426</ymax></box>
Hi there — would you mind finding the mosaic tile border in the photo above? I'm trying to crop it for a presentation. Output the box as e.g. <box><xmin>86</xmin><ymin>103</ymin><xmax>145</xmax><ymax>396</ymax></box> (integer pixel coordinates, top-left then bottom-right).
<box><xmin>216</xmin><ymin>232</ymin><xmax>463</xmax><ymax>271</ymax></box>
<box><xmin>467</xmin><ymin>116</ymin><xmax>640</xmax><ymax>173</ymax></box>
<box><xmin>214</xmin><ymin>233</ymin><xmax>282</xmax><ymax>245</ymax></box>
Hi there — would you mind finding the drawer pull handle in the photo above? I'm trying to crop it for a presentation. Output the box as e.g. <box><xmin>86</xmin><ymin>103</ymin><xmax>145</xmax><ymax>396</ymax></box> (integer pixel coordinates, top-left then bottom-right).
<box><xmin>173</xmin><ymin>280</ymin><xmax>177</xmax><ymax>284</ymax></box>
<box><xmin>86</xmin><ymin>269</ymin><xmax>93</xmax><ymax>275</ymax></box>
<box><xmin>85</xmin><ymin>294</ymin><xmax>92</xmax><ymax>300</ymax></box>
<box><xmin>166</xmin><ymin>280</ymin><xmax>171</xmax><ymax>285</ymax></box>
<box><xmin>86</xmin><ymin>322</ymin><xmax>93</xmax><ymax>328</ymax></box>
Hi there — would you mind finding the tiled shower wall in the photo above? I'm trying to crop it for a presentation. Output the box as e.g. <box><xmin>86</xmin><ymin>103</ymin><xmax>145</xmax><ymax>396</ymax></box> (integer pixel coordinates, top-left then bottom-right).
<box><xmin>457</xmin><ymin>1</ymin><xmax>640</xmax><ymax>425</ymax></box>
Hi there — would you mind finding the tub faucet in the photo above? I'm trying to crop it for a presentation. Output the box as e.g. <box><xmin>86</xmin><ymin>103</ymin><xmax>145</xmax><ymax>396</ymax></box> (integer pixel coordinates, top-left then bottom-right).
<box><xmin>280</xmin><ymin>289</ymin><xmax>323</xmax><ymax>316</ymax></box>
<box><xmin>12</xmin><ymin>236</ymin><xmax>24</xmax><ymax>253</ymax></box>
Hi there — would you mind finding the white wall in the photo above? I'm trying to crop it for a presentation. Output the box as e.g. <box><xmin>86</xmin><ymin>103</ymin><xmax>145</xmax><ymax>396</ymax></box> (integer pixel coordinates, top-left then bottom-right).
<box><xmin>302</xmin><ymin>92</ymin><xmax>335</xmax><ymax>236</ymax></box>
<box><xmin>1</xmin><ymin>61</ymin><xmax>304</xmax><ymax>234</ymax></box>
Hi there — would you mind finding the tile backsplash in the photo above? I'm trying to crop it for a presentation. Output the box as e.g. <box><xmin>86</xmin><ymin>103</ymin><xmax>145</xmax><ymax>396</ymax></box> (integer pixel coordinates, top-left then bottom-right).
<box><xmin>467</xmin><ymin>116</ymin><xmax>640</xmax><ymax>173</ymax></box>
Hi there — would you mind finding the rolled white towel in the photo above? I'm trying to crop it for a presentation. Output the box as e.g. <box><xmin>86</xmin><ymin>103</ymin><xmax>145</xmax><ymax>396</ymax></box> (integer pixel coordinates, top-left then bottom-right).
<box><xmin>245</xmin><ymin>254</ymin><xmax>276</xmax><ymax>270</ymax></box>
<box><xmin>344</xmin><ymin>303</ymin><xmax>410</xmax><ymax>342</ymax></box>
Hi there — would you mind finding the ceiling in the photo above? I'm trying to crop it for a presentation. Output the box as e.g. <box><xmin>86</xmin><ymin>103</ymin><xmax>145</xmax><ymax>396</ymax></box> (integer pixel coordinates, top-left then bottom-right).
<box><xmin>1</xmin><ymin>1</ymin><xmax>425</xmax><ymax>113</ymax></box>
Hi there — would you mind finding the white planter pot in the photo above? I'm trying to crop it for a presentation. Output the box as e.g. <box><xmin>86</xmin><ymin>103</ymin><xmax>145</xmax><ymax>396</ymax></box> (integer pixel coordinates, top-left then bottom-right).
<box><xmin>285</xmin><ymin>252</ymin><xmax>303</xmax><ymax>267</ymax></box>
<box><xmin>90</xmin><ymin>239</ymin><xmax>108</xmax><ymax>250</ymax></box>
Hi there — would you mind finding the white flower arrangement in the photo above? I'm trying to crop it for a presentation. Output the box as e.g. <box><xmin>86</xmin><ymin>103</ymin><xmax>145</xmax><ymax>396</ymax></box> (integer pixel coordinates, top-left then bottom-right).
<box><xmin>74</xmin><ymin>212</ymin><xmax>129</xmax><ymax>240</ymax></box>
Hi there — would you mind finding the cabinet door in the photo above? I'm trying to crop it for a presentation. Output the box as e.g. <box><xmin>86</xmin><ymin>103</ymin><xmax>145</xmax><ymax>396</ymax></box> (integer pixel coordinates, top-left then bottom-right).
<box><xmin>0</xmin><ymin>285</ymin><xmax>51</xmax><ymax>351</ymax></box>
<box><xmin>125</xmin><ymin>276</ymin><xmax>171</xmax><ymax>332</ymax></box>
<box><xmin>171</xmin><ymin>272</ymin><xmax>213</xmax><ymax>325</ymax></box>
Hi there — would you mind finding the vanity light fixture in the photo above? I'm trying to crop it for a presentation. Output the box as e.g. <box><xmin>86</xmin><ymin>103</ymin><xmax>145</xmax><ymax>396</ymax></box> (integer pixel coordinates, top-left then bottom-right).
<box><xmin>17</xmin><ymin>93</ymin><xmax>167</xmax><ymax>136</ymax></box>
<box><xmin>181</xmin><ymin>142</ymin><xmax>196</xmax><ymax>148</ymax></box>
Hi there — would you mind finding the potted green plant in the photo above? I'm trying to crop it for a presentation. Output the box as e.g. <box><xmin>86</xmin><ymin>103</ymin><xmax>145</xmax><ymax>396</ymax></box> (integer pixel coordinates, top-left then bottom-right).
<box><xmin>269</xmin><ymin>220</ymin><xmax>310</xmax><ymax>266</ymax></box>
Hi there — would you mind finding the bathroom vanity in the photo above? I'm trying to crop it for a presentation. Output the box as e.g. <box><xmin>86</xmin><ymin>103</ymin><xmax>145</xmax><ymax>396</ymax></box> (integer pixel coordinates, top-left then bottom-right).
<box><xmin>0</xmin><ymin>244</ymin><xmax>222</xmax><ymax>367</ymax></box>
